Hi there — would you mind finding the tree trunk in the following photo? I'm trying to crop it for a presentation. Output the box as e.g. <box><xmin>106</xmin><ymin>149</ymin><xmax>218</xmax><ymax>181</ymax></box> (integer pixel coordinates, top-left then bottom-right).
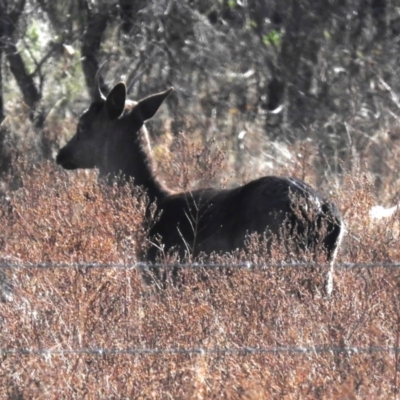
<box><xmin>79</xmin><ymin>1</ymin><xmax>111</xmax><ymax>99</ymax></box>
<box><xmin>1</xmin><ymin>0</ymin><xmax>44</xmax><ymax>128</ymax></box>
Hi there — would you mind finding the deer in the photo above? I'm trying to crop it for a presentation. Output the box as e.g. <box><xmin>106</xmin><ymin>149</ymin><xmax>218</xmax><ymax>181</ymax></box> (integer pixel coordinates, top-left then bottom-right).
<box><xmin>56</xmin><ymin>79</ymin><xmax>344</xmax><ymax>289</ymax></box>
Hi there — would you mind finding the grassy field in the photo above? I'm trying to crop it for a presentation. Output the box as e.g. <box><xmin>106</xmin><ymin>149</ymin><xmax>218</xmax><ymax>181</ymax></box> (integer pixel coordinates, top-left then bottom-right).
<box><xmin>2</xmin><ymin>0</ymin><xmax>400</xmax><ymax>396</ymax></box>
<box><xmin>1</xmin><ymin>132</ymin><xmax>400</xmax><ymax>398</ymax></box>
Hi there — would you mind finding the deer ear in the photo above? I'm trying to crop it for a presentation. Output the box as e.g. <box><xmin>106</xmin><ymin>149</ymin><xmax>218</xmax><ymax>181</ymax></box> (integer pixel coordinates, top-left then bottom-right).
<box><xmin>106</xmin><ymin>82</ymin><xmax>126</xmax><ymax>119</ymax></box>
<box><xmin>134</xmin><ymin>87</ymin><xmax>174</xmax><ymax>122</ymax></box>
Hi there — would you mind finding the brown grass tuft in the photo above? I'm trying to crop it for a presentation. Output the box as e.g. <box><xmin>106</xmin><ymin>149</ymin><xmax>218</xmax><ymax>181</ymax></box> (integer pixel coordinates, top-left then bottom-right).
<box><xmin>0</xmin><ymin>161</ymin><xmax>149</xmax><ymax>264</ymax></box>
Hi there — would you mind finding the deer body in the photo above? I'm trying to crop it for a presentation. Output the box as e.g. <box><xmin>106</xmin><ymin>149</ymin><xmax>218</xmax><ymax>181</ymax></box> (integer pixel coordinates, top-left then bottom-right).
<box><xmin>150</xmin><ymin>176</ymin><xmax>341</xmax><ymax>261</ymax></box>
<box><xmin>56</xmin><ymin>82</ymin><xmax>343</xmax><ymax>263</ymax></box>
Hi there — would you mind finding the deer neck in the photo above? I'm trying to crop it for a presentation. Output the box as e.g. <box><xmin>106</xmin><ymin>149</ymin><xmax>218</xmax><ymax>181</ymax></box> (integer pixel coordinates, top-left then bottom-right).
<box><xmin>102</xmin><ymin>126</ymin><xmax>167</xmax><ymax>204</ymax></box>
<box><xmin>136</xmin><ymin>126</ymin><xmax>169</xmax><ymax>204</ymax></box>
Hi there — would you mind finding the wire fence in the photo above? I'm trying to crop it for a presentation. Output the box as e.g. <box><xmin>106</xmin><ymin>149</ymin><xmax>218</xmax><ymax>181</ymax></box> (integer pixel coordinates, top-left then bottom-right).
<box><xmin>0</xmin><ymin>261</ymin><xmax>400</xmax><ymax>270</ymax></box>
<box><xmin>1</xmin><ymin>346</ymin><xmax>399</xmax><ymax>357</ymax></box>
<box><xmin>2</xmin><ymin>261</ymin><xmax>400</xmax><ymax>360</ymax></box>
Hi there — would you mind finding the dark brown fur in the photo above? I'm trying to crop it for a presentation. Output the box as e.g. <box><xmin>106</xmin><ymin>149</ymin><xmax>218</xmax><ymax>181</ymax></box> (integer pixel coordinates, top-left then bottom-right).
<box><xmin>56</xmin><ymin>83</ymin><xmax>343</xmax><ymax>263</ymax></box>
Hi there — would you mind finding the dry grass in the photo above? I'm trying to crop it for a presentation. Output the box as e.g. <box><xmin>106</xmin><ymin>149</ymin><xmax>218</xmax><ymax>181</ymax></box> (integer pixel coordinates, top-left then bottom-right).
<box><xmin>1</xmin><ymin>133</ymin><xmax>400</xmax><ymax>399</ymax></box>
<box><xmin>1</xmin><ymin>264</ymin><xmax>400</xmax><ymax>398</ymax></box>
<box><xmin>0</xmin><ymin>162</ymin><xmax>149</xmax><ymax>264</ymax></box>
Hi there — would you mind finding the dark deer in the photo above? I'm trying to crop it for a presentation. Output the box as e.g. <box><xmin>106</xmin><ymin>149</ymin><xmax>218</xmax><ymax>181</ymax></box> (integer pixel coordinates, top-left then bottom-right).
<box><xmin>56</xmin><ymin>81</ymin><xmax>343</xmax><ymax>267</ymax></box>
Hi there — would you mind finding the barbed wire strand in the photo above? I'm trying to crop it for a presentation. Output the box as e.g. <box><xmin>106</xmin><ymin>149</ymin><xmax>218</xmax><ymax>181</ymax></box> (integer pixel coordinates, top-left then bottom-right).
<box><xmin>0</xmin><ymin>261</ymin><xmax>400</xmax><ymax>270</ymax></box>
<box><xmin>0</xmin><ymin>346</ymin><xmax>399</xmax><ymax>356</ymax></box>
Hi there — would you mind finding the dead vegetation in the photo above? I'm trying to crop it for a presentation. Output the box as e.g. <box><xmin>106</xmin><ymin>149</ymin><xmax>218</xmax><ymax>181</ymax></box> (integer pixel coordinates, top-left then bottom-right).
<box><xmin>2</xmin><ymin>264</ymin><xmax>400</xmax><ymax>399</ymax></box>
<box><xmin>2</xmin><ymin>1</ymin><xmax>400</xmax><ymax>397</ymax></box>
<box><xmin>0</xmin><ymin>130</ymin><xmax>400</xmax><ymax>399</ymax></box>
